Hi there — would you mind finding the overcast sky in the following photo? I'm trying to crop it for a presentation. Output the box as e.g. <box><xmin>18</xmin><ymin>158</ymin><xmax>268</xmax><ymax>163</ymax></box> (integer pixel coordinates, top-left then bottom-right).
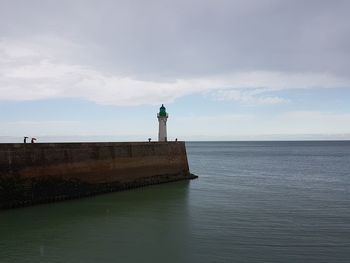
<box><xmin>0</xmin><ymin>0</ymin><xmax>350</xmax><ymax>141</ymax></box>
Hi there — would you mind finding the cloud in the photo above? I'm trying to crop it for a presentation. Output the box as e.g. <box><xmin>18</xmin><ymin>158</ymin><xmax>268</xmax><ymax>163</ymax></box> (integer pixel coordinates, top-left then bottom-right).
<box><xmin>273</xmin><ymin>111</ymin><xmax>350</xmax><ymax>134</ymax></box>
<box><xmin>2</xmin><ymin>0</ymin><xmax>350</xmax><ymax>75</ymax></box>
<box><xmin>1</xmin><ymin>111</ymin><xmax>350</xmax><ymax>138</ymax></box>
<box><xmin>0</xmin><ymin>120</ymin><xmax>81</xmax><ymax>136</ymax></box>
<box><xmin>210</xmin><ymin>89</ymin><xmax>289</xmax><ymax>105</ymax></box>
<box><xmin>1</xmin><ymin>37</ymin><xmax>350</xmax><ymax>106</ymax></box>
<box><xmin>0</xmin><ymin>1</ymin><xmax>350</xmax><ymax>106</ymax></box>
<box><xmin>172</xmin><ymin>111</ymin><xmax>350</xmax><ymax>138</ymax></box>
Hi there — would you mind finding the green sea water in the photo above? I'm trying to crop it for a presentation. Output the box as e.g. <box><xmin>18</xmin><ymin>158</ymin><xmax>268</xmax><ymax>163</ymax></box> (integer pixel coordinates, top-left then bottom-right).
<box><xmin>1</xmin><ymin>141</ymin><xmax>350</xmax><ymax>262</ymax></box>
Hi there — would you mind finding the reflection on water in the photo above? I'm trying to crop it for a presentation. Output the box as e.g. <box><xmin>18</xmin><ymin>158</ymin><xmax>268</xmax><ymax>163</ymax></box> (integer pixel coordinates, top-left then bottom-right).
<box><xmin>0</xmin><ymin>182</ymin><xmax>191</xmax><ymax>263</ymax></box>
<box><xmin>187</xmin><ymin>141</ymin><xmax>350</xmax><ymax>263</ymax></box>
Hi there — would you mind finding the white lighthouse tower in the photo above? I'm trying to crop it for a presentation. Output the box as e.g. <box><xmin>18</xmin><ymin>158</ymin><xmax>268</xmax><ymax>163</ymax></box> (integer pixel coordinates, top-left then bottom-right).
<box><xmin>157</xmin><ymin>104</ymin><xmax>168</xmax><ymax>142</ymax></box>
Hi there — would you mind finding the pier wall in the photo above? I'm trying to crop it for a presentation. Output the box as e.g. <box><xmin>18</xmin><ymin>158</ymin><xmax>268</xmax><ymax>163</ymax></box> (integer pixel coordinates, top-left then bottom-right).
<box><xmin>0</xmin><ymin>142</ymin><xmax>194</xmax><ymax>208</ymax></box>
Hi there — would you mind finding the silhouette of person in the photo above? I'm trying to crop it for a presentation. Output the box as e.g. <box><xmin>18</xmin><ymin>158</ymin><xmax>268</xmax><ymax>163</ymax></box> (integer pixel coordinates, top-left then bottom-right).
<box><xmin>31</xmin><ymin>138</ymin><xmax>37</xmax><ymax>143</ymax></box>
<box><xmin>24</xmin><ymin>137</ymin><xmax>29</xmax><ymax>143</ymax></box>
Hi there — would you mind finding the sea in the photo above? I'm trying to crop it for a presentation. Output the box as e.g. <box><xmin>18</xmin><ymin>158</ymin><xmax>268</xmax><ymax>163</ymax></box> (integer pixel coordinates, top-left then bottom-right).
<box><xmin>0</xmin><ymin>141</ymin><xmax>349</xmax><ymax>263</ymax></box>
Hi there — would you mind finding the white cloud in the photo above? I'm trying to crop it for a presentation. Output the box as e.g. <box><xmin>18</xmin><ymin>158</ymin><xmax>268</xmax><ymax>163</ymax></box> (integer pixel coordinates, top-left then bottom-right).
<box><xmin>1</xmin><ymin>37</ymin><xmax>350</xmax><ymax>106</ymax></box>
<box><xmin>210</xmin><ymin>89</ymin><xmax>289</xmax><ymax>105</ymax></box>
<box><xmin>0</xmin><ymin>120</ymin><xmax>81</xmax><ymax>136</ymax></box>
<box><xmin>1</xmin><ymin>111</ymin><xmax>350</xmax><ymax>139</ymax></box>
<box><xmin>273</xmin><ymin>111</ymin><xmax>350</xmax><ymax>134</ymax></box>
<box><xmin>171</xmin><ymin>111</ymin><xmax>350</xmax><ymax>138</ymax></box>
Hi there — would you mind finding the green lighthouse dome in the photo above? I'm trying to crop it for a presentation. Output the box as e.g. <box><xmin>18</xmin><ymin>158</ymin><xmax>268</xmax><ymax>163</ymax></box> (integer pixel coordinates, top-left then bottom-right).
<box><xmin>159</xmin><ymin>104</ymin><xmax>167</xmax><ymax>117</ymax></box>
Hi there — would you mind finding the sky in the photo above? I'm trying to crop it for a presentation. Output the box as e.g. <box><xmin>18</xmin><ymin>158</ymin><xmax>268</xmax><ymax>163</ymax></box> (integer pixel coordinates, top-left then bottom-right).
<box><xmin>0</xmin><ymin>0</ymin><xmax>350</xmax><ymax>141</ymax></box>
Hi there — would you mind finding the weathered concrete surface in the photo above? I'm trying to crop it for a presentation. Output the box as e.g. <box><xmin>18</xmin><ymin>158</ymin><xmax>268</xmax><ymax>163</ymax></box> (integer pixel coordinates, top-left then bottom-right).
<box><xmin>0</xmin><ymin>142</ymin><xmax>196</xmax><ymax>208</ymax></box>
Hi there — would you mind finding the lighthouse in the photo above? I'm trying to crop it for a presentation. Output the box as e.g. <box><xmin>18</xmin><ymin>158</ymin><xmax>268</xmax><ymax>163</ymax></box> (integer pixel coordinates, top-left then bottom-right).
<box><xmin>157</xmin><ymin>104</ymin><xmax>168</xmax><ymax>142</ymax></box>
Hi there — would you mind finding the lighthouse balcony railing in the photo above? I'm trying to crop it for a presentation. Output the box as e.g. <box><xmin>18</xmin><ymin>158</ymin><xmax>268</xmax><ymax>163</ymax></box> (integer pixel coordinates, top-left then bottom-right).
<box><xmin>157</xmin><ymin>113</ymin><xmax>168</xmax><ymax>118</ymax></box>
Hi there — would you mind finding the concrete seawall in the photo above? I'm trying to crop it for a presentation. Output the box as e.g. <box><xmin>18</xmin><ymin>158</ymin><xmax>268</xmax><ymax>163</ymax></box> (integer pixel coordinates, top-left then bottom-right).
<box><xmin>0</xmin><ymin>142</ymin><xmax>196</xmax><ymax>208</ymax></box>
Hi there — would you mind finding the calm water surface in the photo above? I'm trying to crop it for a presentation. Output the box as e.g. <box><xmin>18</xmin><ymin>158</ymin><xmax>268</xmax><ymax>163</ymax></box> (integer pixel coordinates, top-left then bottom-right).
<box><xmin>0</xmin><ymin>141</ymin><xmax>350</xmax><ymax>262</ymax></box>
